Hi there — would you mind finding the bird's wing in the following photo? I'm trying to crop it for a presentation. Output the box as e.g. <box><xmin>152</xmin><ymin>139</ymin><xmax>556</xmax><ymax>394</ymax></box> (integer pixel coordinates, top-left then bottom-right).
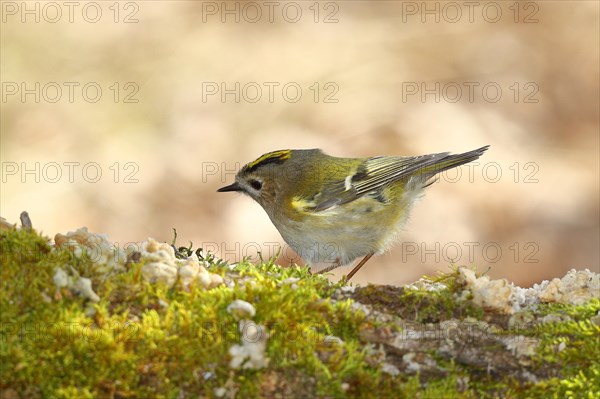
<box><xmin>312</xmin><ymin>146</ymin><xmax>489</xmax><ymax>212</ymax></box>
<box><xmin>311</xmin><ymin>153</ymin><xmax>446</xmax><ymax>211</ymax></box>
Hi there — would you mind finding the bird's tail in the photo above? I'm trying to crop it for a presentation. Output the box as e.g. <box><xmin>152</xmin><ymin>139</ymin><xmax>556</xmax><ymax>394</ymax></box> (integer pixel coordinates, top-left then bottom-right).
<box><xmin>419</xmin><ymin>145</ymin><xmax>490</xmax><ymax>179</ymax></box>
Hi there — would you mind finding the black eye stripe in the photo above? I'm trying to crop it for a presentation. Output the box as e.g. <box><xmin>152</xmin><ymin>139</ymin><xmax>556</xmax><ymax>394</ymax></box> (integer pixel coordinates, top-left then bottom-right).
<box><xmin>249</xmin><ymin>180</ymin><xmax>262</xmax><ymax>190</ymax></box>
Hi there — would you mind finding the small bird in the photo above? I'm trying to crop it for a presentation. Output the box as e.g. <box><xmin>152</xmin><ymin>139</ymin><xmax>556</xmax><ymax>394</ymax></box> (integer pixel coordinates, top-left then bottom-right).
<box><xmin>218</xmin><ymin>146</ymin><xmax>489</xmax><ymax>280</ymax></box>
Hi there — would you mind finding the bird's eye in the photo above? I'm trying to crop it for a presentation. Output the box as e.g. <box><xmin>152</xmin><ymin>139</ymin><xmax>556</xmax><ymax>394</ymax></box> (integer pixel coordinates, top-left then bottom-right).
<box><xmin>249</xmin><ymin>179</ymin><xmax>262</xmax><ymax>190</ymax></box>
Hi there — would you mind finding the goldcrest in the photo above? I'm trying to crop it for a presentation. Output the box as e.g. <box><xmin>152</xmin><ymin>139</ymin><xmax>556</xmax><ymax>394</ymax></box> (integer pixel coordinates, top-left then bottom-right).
<box><xmin>218</xmin><ymin>146</ymin><xmax>489</xmax><ymax>280</ymax></box>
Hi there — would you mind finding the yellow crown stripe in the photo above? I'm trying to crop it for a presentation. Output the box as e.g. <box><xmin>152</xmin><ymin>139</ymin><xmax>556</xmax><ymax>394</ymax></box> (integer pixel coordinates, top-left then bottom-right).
<box><xmin>247</xmin><ymin>150</ymin><xmax>292</xmax><ymax>170</ymax></box>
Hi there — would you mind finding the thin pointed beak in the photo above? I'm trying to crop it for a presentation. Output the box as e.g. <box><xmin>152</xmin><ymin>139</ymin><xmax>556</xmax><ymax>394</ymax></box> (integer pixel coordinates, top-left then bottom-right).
<box><xmin>217</xmin><ymin>182</ymin><xmax>242</xmax><ymax>192</ymax></box>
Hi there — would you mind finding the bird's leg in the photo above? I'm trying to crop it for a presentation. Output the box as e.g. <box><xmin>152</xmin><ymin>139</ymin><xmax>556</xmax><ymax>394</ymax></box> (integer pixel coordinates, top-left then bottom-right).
<box><xmin>345</xmin><ymin>252</ymin><xmax>374</xmax><ymax>281</ymax></box>
<box><xmin>317</xmin><ymin>258</ymin><xmax>342</xmax><ymax>274</ymax></box>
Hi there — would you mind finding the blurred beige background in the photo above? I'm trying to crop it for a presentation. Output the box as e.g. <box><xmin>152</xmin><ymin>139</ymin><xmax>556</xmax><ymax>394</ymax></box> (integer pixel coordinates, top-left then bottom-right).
<box><xmin>1</xmin><ymin>1</ymin><xmax>598</xmax><ymax>286</ymax></box>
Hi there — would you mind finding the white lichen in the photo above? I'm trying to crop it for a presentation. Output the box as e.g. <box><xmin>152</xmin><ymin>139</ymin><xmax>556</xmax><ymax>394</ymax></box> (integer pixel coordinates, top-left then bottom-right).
<box><xmin>340</xmin><ymin>285</ymin><xmax>356</xmax><ymax>293</ymax></box>
<box><xmin>141</xmin><ymin>261</ymin><xmax>178</xmax><ymax>286</ymax></box>
<box><xmin>53</xmin><ymin>268</ymin><xmax>71</xmax><ymax>288</ymax></box>
<box><xmin>402</xmin><ymin>353</ymin><xmax>427</xmax><ymax>373</ymax></box>
<box><xmin>52</xmin><ymin>267</ymin><xmax>99</xmax><ymax>302</ymax></box>
<box><xmin>281</xmin><ymin>277</ymin><xmax>300</xmax><ymax>290</ymax></box>
<box><xmin>324</xmin><ymin>335</ymin><xmax>344</xmax><ymax>345</ymax></box>
<box><xmin>227</xmin><ymin>300</ymin><xmax>256</xmax><ymax>319</ymax></box>
<box><xmin>540</xmin><ymin>314</ymin><xmax>572</xmax><ymax>324</ymax></box>
<box><xmin>228</xmin><ymin>320</ymin><xmax>269</xmax><ymax>369</ymax></box>
<box><xmin>457</xmin><ymin>267</ymin><xmax>599</xmax><ymax>314</ymax></box>
<box><xmin>54</xmin><ymin>227</ymin><xmax>128</xmax><ymax>273</ymax></box>
<box><xmin>458</xmin><ymin>267</ymin><xmax>513</xmax><ymax>313</ymax></box>
<box><xmin>350</xmin><ymin>301</ymin><xmax>372</xmax><ymax>317</ymax></box>
<box><xmin>503</xmin><ymin>336</ymin><xmax>538</xmax><ymax>358</ymax></box>
<box><xmin>381</xmin><ymin>362</ymin><xmax>400</xmax><ymax>376</ymax></box>
<box><xmin>51</xmin><ymin>229</ymin><xmax>225</xmax><ymax>303</ymax></box>
<box><xmin>74</xmin><ymin>277</ymin><xmax>100</xmax><ymax>303</ymax></box>
<box><xmin>405</xmin><ymin>278</ymin><xmax>448</xmax><ymax>292</ymax></box>
<box><xmin>511</xmin><ymin>268</ymin><xmax>599</xmax><ymax>312</ymax></box>
<box><xmin>139</xmin><ymin>238</ymin><xmax>224</xmax><ymax>290</ymax></box>
<box><xmin>537</xmin><ymin>269</ymin><xmax>599</xmax><ymax>305</ymax></box>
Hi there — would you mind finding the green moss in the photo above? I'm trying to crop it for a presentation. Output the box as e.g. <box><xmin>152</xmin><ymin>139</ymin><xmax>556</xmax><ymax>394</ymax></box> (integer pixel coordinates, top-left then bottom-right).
<box><xmin>1</xmin><ymin>227</ymin><xmax>598</xmax><ymax>398</ymax></box>
<box><xmin>516</xmin><ymin>300</ymin><xmax>600</xmax><ymax>399</ymax></box>
<box><xmin>351</xmin><ymin>271</ymin><xmax>485</xmax><ymax>324</ymax></box>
